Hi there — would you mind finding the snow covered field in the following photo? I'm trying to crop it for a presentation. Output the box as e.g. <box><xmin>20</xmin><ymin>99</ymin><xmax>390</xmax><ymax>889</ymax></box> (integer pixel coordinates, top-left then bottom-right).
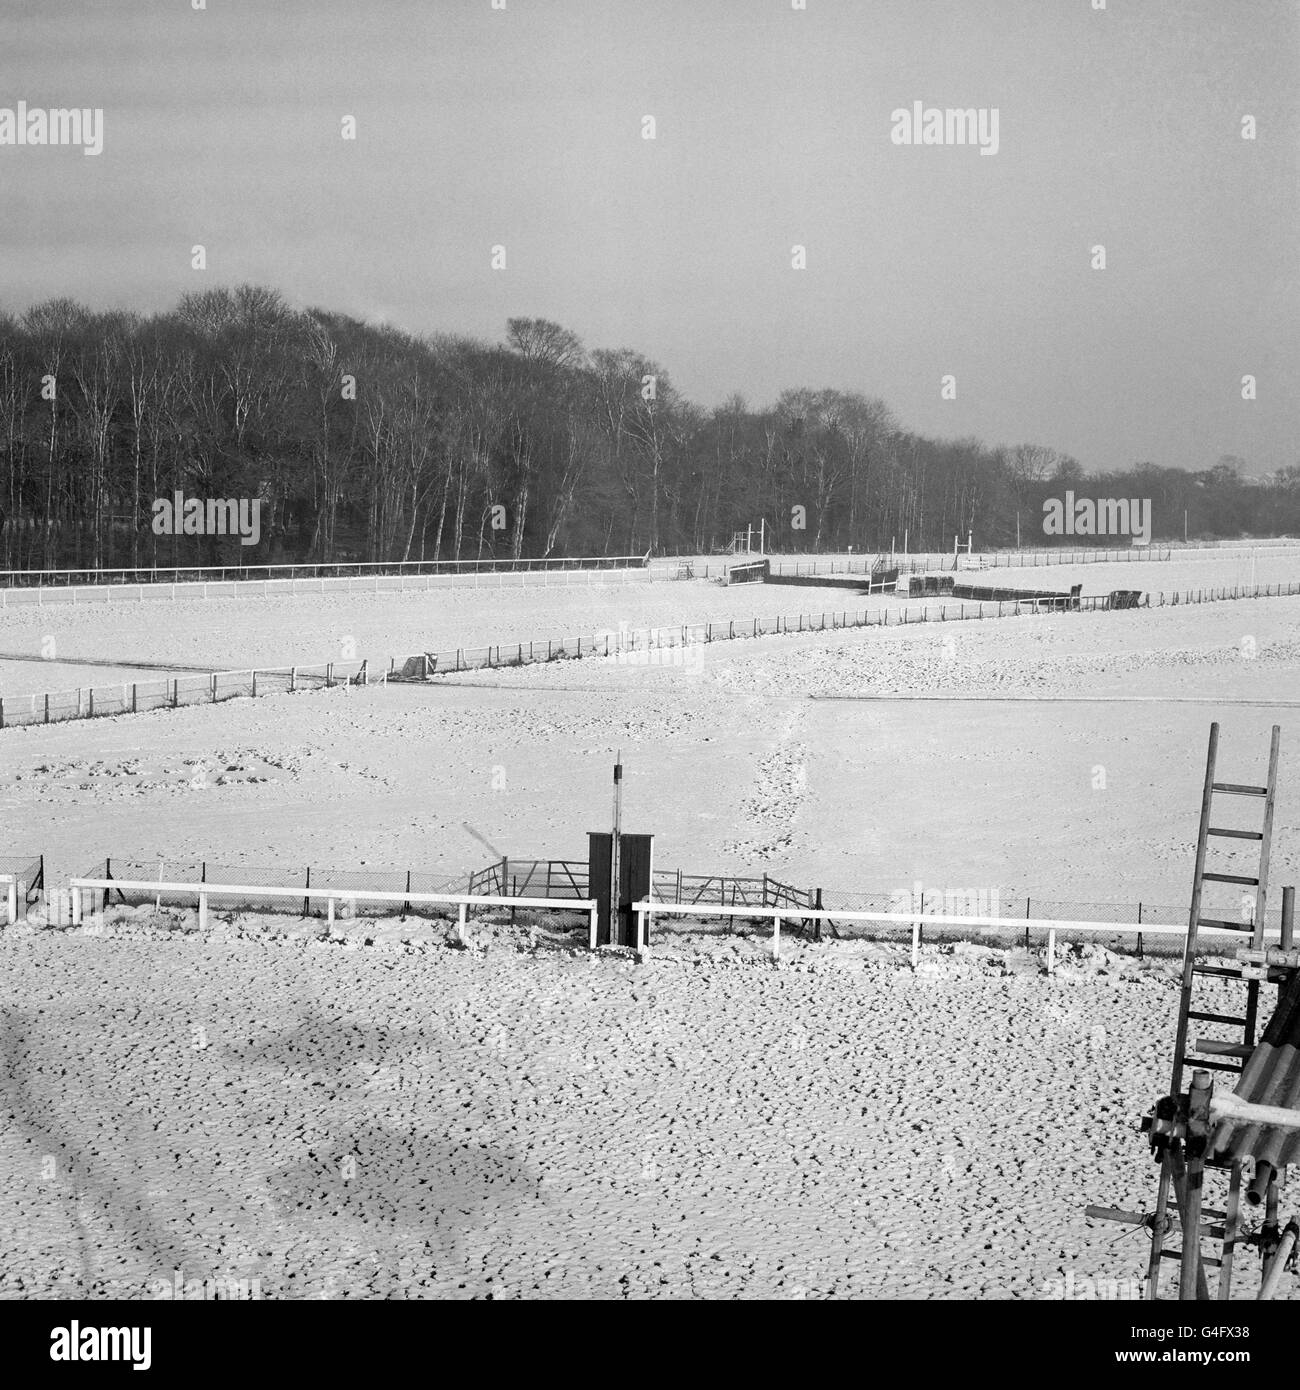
<box><xmin>3</xmin><ymin>552</ymin><xmax>1300</xmax><ymax>1299</ymax></box>
<box><xmin>1</xmin><ymin>546</ymin><xmax>1296</xmax><ymax>691</ymax></box>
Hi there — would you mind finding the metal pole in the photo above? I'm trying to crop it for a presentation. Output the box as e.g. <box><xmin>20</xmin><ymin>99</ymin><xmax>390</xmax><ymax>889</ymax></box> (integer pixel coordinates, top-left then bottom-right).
<box><xmin>610</xmin><ymin>753</ymin><xmax>623</xmax><ymax>946</ymax></box>
<box><xmin>1180</xmin><ymin>1071</ymin><xmax>1212</xmax><ymax>1300</ymax></box>
<box><xmin>1259</xmin><ymin>1220</ymin><xmax>1299</xmax><ymax>1301</ymax></box>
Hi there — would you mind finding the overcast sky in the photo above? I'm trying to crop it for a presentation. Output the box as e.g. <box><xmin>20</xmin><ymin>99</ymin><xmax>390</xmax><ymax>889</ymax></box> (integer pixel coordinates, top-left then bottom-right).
<box><xmin>2</xmin><ymin>0</ymin><xmax>1296</xmax><ymax>474</ymax></box>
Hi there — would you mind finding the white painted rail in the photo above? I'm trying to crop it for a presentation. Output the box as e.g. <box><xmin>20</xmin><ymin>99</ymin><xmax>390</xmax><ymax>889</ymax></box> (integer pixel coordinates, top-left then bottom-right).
<box><xmin>68</xmin><ymin>877</ymin><xmax>597</xmax><ymax>946</ymax></box>
<box><xmin>630</xmin><ymin>901</ymin><xmax>1281</xmax><ymax>972</ymax></box>
<box><xmin>1</xmin><ymin>873</ymin><xmax>21</xmax><ymax>922</ymax></box>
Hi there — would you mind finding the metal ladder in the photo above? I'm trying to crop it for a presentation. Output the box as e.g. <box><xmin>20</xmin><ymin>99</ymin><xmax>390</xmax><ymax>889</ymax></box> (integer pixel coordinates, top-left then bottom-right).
<box><xmin>1169</xmin><ymin>723</ymin><xmax>1280</xmax><ymax>1094</ymax></box>
<box><xmin>1145</xmin><ymin>722</ymin><xmax>1281</xmax><ymax>1299</ymax></box>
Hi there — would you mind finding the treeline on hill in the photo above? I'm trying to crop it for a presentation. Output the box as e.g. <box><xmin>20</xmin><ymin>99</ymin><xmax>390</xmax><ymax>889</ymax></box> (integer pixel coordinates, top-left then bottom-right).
<box><xmin>0</xmin><ymin>285</ymin><xmax>1295</xmax><ymax>571</ymax></box>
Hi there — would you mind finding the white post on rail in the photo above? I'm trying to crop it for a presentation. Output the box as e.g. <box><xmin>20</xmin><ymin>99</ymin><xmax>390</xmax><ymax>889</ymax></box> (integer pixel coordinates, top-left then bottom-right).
<box><xmin>772</xmin><ymin>914</ymin><xmax>781</xmax><ymax>960</ymax></box>
<box><xmin>457</xmin><ymin>901</ymin><xmax>468</xmax><ymax>946</ymax></box>
<box><xmin>1047</xmin><ymin>927</ymin><xmax>1056</xmax><ymax>974</ymax></box>
<box><xmin>911</xmin><ymin>919</ymin><xmax>920</xmax><ymax>968</ymax></box>
<box><xmin>199</xmin><ymin>892</ymin><xmax>208</xmax><ymax>931</ymax></box>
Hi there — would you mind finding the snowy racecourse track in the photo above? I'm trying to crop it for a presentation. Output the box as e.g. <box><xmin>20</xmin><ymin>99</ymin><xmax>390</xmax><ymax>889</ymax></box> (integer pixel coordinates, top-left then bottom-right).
<box><xmin>3</xmin><ymin>546</ymin><xmax>1300</xmax><ymax>1298</ymax></box>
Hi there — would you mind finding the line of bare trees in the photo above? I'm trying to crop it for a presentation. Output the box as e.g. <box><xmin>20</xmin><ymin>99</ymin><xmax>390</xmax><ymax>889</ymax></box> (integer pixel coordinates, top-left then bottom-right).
<box><xmin>0</xmin><ymin>285</ymin><xmax>1294</xmax><ymax>571</ymax></box>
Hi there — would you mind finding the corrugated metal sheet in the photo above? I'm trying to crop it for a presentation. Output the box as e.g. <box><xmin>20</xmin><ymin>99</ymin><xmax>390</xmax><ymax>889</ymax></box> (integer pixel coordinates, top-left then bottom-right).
<box><xmin>1209</xmin><ymin>970</ymin><xmax>1300</xmax><ymax>1168</ymax></box>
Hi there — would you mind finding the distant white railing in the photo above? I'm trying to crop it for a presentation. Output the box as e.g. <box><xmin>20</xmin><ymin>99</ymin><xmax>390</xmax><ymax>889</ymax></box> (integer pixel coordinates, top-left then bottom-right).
<box><xmin>67</xmin><ymin>876</ymin><xmax>597</xmax><ymax>946</ymax></box>
<box><xmin>630</xmin><ymin>900</ymin><xmax>1282</xmax><ymax>972</ymax></box>
<box><xmin>0</xmin><ymin>567</ymin><xmax>656</xmax><ymax>607</ymax></box>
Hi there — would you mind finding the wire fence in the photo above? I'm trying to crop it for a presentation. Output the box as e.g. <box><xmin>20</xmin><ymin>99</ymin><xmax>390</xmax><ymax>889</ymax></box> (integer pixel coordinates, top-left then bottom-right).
<box><xmin>83</xmin><ymin>859</ymin><xmax>471</xmax><ymax>918</ymax></box>
<box><xmin>960</xmin><ymin>546</ymin><xmax>1173</xmax><ymax>569</ymax></box>
<box><xmin>388</xmin><ymin>579</ymin><xmax>1300</xmax><ymax>680</ymax></box>
<box><xmin>0</xmin><ymin>661</ymin><xmax>369</xmax><ymax>729</ymax></box>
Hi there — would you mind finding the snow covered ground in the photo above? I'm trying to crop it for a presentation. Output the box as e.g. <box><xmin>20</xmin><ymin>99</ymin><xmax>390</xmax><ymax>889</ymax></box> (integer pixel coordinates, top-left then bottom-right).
<box><xmin>3</xmin><ymin>551</ymin><xmax>1300</xmax><ymax>1299</ymax></box>
<box><xmin>1</xmin><ymin>546</ymin><xmax>1296</xmax><ymax>692</ymax></box>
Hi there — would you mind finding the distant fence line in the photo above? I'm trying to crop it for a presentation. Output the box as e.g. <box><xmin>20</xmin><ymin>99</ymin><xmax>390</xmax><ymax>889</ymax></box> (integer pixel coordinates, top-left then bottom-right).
<box><xmin>688</xmin><ymin>548</ymin><xmax>1174</xmax><ymax>581</ymax></box>
<box><xmin>6</xmin><ymin>578</ymin><xmax>1296</xmax><ymax>728</ymax></box>
<box><xmin>0</xmin><ymin>555</ymin><xmax>651</xmax><ymax>588</ymax></box>
<box><xmin>5</xmin><ymin>541</ymin><xmax>1290</xmax><ymax>598</ymax></box>
<box><xmin>388</xmin><ymin>579</ymin><xmax>1300</xmax><ymax>680</ymax></box>
<box><xmin>0</xmin><ymin>661</ymin><xmax>371</xmax><ymax>729</ymax></box>
<box><xmin>0</xmin><ymin>566</ymin><xmax>657</xmax><ymax>608</ymax></box>
<box><xmin>959</xmin><ymin>546</ymin><xmax>1172</xmax><ymax>569</ymax></box>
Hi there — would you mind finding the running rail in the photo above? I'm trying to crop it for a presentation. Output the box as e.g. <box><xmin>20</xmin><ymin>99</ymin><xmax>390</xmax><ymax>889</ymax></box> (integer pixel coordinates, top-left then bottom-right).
<box><xmin>67</xmin><ymin>876</ymin><xmax>597</xmax><ymax>946</ymax></box>
<box><xmin>630</xmin><ymin>899</ymin><xmax>1287</xmax><ymax>968</ymax></box>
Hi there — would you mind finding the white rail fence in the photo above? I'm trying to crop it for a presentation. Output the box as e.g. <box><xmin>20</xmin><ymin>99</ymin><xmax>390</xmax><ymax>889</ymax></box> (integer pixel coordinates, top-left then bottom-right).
<box><xmin>67</xmin><ymin>876</ymin><xmax>598</xmax><ymax>947</ymax></box>
<box><xmin>630</xmin><ymin>900</ymin><xmax>1286</xmax><ymax>972</ymax></box>
<box><xmin>0</xmin><ymin>567</ymin><xmax>657</xmax><ymax>607</ymax></box>
<box><xmin>25</xmin><ymin>876</ymin><xmax>1286</xmax><ymax>972</ymax></box>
